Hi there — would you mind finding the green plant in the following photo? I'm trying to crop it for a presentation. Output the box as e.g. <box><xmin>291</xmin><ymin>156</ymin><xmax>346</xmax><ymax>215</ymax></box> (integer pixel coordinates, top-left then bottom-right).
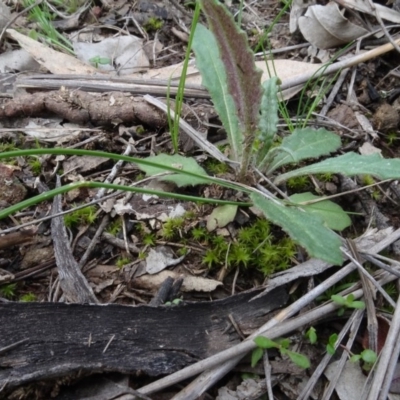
<box><xmin>252</xmin><ymin>336</ymin><xmax>310</xmax><ymax>369</ymax></box>
<box><xmin>4</xmin><ymin>0</ymin><xmax>400</xmax><ymax>267</ymax></box>
<box><xmin>386</xmin><ymin>132</ymin><xmax>398</xmax><ymax>146</ymax></box>
<box><xmin>89</xmin><ymin>56</ymin><xmax>112</xmax><ymax>68</ymax></box>
<box><xmin>0</xmin><ymin>283</ymin><xmax>17</xmax><ymax>299</ymax></box>
<box><xmin>142</xmin><ymin>233</ymin><xmax>156</xmax><ymax>246</ymax></box>
<box><xmin>287</xmin><ymin>175</ymin><xmax>310</xmax><ymax>190</ymax></box>
<box><xmin>204</xmin><ymin>158</ymin><xmax>230</xmax><ymax>174</ymax></box>
<box><xmin>20</xmin><ymin>292</ymin><xmax>37</xmax><ymax>302</ymax></box>
<box><xmin>331</xmin><ymin>294</ymin><xmax>365</xmax><ymax>316</ymax></box>
<box><xmin>305</xmin><ymin>327</ymin><xmax>317</xmax><ymax>344</ymax></box>
<box><xmin>28</xmin><ymin>157</ymin><xmax>42</xmax><ymax>175</ymax></box>
<box><xmin>50</xmin><ymin>0</ymin><xmax>87</xmax><ymax>14</ymax></box>
<box><xmin>164</xmin><ymin>298</ymin><xmax>183</xmax><ymax>306</ymax></box>
<box><xmin>64</xmin><ymin>205</ymin><xmax>97</xmax><ymax>228</ymax></box>
<box><xmin>350</xmin><ymin>349</ymin><xmax>377</xmax><ymax>371</ymax></box>
<box><xmin>106</xmin><ymin>219</ymin><xmax>122</xmax><ymax>236</ymax></box>
<box><xmin>143</xmin><ymin>17</ymin><xmax>164</xmax><ymax>31</ymax></box>
<box><xmin>326</xmin><ymin>333</ymin><xmax>338</xmax><ymax>355</ymax></box>
<box><xmin>116</xmin><ymin>257</ymin><xmax>131</xmax><ymax>269</ymax></box>
<box><xmin>162</xmin><ymin>217</ymin><xmax>185</xmax><ymax>240</ymax></box>
<box><xmin>23</xmin><ymin>0</ymin><xmax>74</xmax><ymax>54</ymax></box>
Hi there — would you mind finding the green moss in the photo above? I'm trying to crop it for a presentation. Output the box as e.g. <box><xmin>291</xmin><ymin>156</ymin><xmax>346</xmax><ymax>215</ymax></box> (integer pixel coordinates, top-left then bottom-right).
<box><xmin>143</xmin><ymin>233</ymin><xmax>156</xmax><ymax>246</ymax></box>
<box><xmin>0</xmin><ymin>283</ymin><xmax>17</xmax><ymax>299</ymax></box>
<box><xmin>198</xmin><ymin>218</ymin><xmax>296</xmax><ymax>276</ymax></box>
<box><xmin>143</xmin><ymin>17</ymin><xmax>164</xmax><ymax>32</ymax></box>
<box><xmin>64</xmin><ymin>205</ymin><xmax>97</xmax><ymax>228</ymax></box>
<box><xmin>106</xmin><ymin>219</ymin><xmax>122</xmax><ymax>236</ymax></box>
<box><xmin>28</xmin><ymin>157</ymin><xmax>42</xmax><ymax>176</ymax></box>
<box><xmin>204</xmin><ymin>159</ymin><xmax>230</xmax><ymax>174</ymax></box>
<box><xmin>20</xmin><ymin>293</ymin><xmax>37</xmax><ymax>302</ymax></box>
<box><xmin>116</xmin><ymin>257</ymin><xmax>131</xmax><ymax>269</ymax></box>
<box><xmin>287</xmin><ymin>175</ymin><xmax>310</xmax><ymax>190</ymax></box>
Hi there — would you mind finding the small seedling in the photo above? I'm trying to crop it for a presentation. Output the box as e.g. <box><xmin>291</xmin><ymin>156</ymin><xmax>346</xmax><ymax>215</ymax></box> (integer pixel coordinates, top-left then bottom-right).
<box><xmin>252</xmin><ymin>336</ymin><xmax>310</xmax><ymax>369</ymax></box>
<box><xmin>287</xmin><ymin>175</ymin><xmax>310</xmax><ymax>190</ymax></box>
<box><xmin>143</xmin><ymin>17</ymin><xmax>164</xmax><ymax>31</ymax></box>
<box><xmin>0</xmin><ymin>283</ymin><xmax>17</xmax><ymax>299</ymax></box>
<box><xmin>116</xmin><ymin>257</ymin><xmax>131</xmax><ymax>269</ymax></box>
<box><xmin>331</xmin><ymin>294</ymin><xmax>365</xmax><ymax>316</ymax></box>
<box><xmin>162</xmin><ymin>217</ymin><xmax>185</xmax><ymax>240</ymax></box>
<box><xmin>142</xmin><ymin>233</ymin><xmax>156</xmax><ymax>246</ymax></box>
<box><xmin>20</xmin><ymin>293</ymin><xmax>37</xmax><ymax>302</ymax></box>
<box><xmin>305</xmin><ymin>327</ymin><xmax>317</xmax><ymax>344</ymax></box>
<box><xmin>350</xmin><ymin>349</ymin><xmax>377</xmax><ymax>371</ymax></box>
<box><xmin>326</xmin><ymin>333</ymin><xmax>338</xmax><ymax>355</ymax></box>
<box><xmin>106</xmin><ymin>219</ymin><xmax>122</xmax><ymax>236</ymax></box>
<box><xmin>64</xmin><ymin>205</ymin><xmax>97</xmax><ymax>228</ymax></box>
<box><xmin>28</xmin><ymin>157</ymin><xmax>42</xmax><ymax>176</ymax></box>
<box><xmin>386</xmin><ymin>132</ymin><xmax>398</xmax><ymax>146</ymax></box>
<box><xmin>164</xmin><ymin>298</ymin><xmax>183</xmax><ymax>306</ymax></box>
<box><xmin>89</xmin><ymin>56</ymin><xmax>112</xmax><ymax>68</ymax></box>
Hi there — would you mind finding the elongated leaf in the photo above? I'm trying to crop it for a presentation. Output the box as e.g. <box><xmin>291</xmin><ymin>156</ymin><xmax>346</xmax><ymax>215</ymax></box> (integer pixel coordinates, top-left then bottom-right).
<box><xmin>275</xmin><ymin>152</ymin><xmax>400</xmax><ymax>184</ymax></box>
<box><xmin>141</xmin><ymin>154</ymin><xmax>209</xmax><ymax>187</ymax></box>
<box><xmin>254</xmin><ymin>336</ymin><xmax>277</xmax><ymax>349</ymax></box>
<box><xmin>251</xmin><ymin>347</ymin><xmax>264</xmax><ymax>367</ymax></box>
<box><xmin>206</xmin><ymin>204</ymin><xmax>238</xmax><ymax>231</ymax></box>
<box><xmin>289</xmin><ymin>192</ymin><xmax>351</xmax><ymax>231</ymax></box>
<box><xmin>268</xmin><ymin>128</ymin><xmax>341</xmax><ymax>173</ymax></box>
<box><xmin>251</xmin><ymin>192</ymin><xmax>343</xmax><ymax>265</ymax></box>
<box><xmin>286</xmin><ymin>350</ymin><xmax>311</xmax><ymax>369</ymax></box>
<box><xmin>200</xmin><ymin>0</ymin><xmax>262</xmax><ymax>154</ymax></box>
<box><xmin>257</xmin><ymin>77</ymin><xmax>279</xmax><ymax>168</ymax></box>
<box><xmin>192</xmin><ymin>24</ymin><xmax>242</xmax><ymax>160</ymax></box>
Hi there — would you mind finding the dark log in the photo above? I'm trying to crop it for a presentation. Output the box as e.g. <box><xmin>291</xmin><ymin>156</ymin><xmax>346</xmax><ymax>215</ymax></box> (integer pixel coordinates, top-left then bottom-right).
<box><xmin>0</xmin><ymin>287</ymin><xmax>287</xmax><ymax>391</ymax></box>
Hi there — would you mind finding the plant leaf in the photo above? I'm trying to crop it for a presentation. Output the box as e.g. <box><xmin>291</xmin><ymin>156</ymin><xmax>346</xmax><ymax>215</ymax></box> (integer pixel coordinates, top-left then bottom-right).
<box><xmin>251</xmin><ymin>192</ymin><xmax>343</xmax><ymax>265</ymax></box>
<box><xmin>268</xmin><ymin>128</ymin><xmax>341</xmax><ymax>173</ymax></box>
<box><xmin>286</xmin><ymin>350</ymin><xmax>311</xmax><ymax>369</ymax></box>
<box><xmin>350</xmin><ymin>301</ymin><xmax>366</xmax><ymax>309</ymax></box>
<box><xmin>289</xmin><ymin>192</ymin><xmax>351</xmax><ymax>231</ymax></box>
<box><xmin>254</xmin><ymin>336</ymin><xmax>277</xmax><ymax>349</ymax></box>
<box><xmin>331</xmin><ymin>294</ymin><xmax>346</xmax><ymax>305</ymax></box>
<box><xmin>206</xmin><ymin>204</ymin><xmax>238</xmax><ymax>231</ymax></box>
<box><xmin>192</xmin><ymin>24</ymin><xmax>242</xmax><ymax>160</ymax></box>
<box><xmin>141</xmin><ymin>154</ymin><xmax>209</xmax><ymax>187</ymax></box>
<box><xmin>275</xmin><ymin>152</ymin><xmax>400</xmax><ymax>184</ymax></box>
<box><xmin>199</xmin><ymin>0</ymin><xmax>262</xmax><ymax>154</ymax></box>
<box><xmin>251</xmin><ymin>347</ymin><xmax>264</xmax><ymax>367</ymax></box>
<box><xmin>361</xmin><ymin>349</ymin><xmax>377</xmax><ymax>364</ymax></box>
<box><xmin>257</xmin><ymin>77</ymin><xmax>280</xmax><ymax>167</ymax></box>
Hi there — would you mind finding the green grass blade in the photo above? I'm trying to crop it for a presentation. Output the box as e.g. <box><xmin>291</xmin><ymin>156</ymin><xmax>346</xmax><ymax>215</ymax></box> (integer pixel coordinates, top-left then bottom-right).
<box><xmin>0</xmin><ymin>181</ymin><xmax>251</xmax><ymax>221</ymax></box>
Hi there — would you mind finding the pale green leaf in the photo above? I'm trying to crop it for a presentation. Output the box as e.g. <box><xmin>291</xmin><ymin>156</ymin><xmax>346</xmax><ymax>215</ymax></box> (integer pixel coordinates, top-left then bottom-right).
<box><xmin>286</xmin><ymin>350</ymin><xmax>311</xmax><ymax>369</ymax></box>
<box><xmin>268</xmin><ymin>128</ymin><xmax>341</xmax><ymax>173</ymax></box>
<box><xmin>141</xmin><ymin>154</ymin><xmax>209</xmax><ymax>187</ymax></box>
<box><xmin>251</xmin><ymin>347</ymin><xmax>264</xmax><ymax>367</ymax></box>
<box><xmin>206</xmin><ymin>205</ymin><xmax>238</xmax><ymax>231</ymax></box>
<box><xmin>256</xmin><ymin>77</ymin><xmax>279</xmax><ymax>168</ymax></box>
<box><xmin>251</xmin><ymin>192</ymin><xmax>343</xmax><ymax>265</ymax></box>
<box><xmin>361</xmin><ymin>349</ymin><xmax>377</xmax><ymax>364</ymax></box>
<box><xmin>193</xmin><ymin>24</ymin><xmax>242</xmax><ymax>160</ymax></box>
<box><xmin>275</xmin><ymin>152</ymin><xmax>400</xmax><ymax>184</ymax></box>
<box><xmin>331</xmin><ymin>295</ymin><xmax>346</xmax><ymax>305</ymax></box>
<box><xmin>254</xmin><ymin>336</ymin><xmax>277</xmax><ymax>349</ymax></box>
<box><xmin>289</xmin><ymin>192</ymin><xmax>351</xmax><ymax>231</ymax></box>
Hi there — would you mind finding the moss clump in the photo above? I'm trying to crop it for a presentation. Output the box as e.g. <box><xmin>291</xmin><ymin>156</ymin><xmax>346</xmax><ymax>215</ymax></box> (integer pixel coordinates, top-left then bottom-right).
<box><xmin>197</xmin><ymin>219</ymin><xmax>296</xmax><ymax>276</ymax></box>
